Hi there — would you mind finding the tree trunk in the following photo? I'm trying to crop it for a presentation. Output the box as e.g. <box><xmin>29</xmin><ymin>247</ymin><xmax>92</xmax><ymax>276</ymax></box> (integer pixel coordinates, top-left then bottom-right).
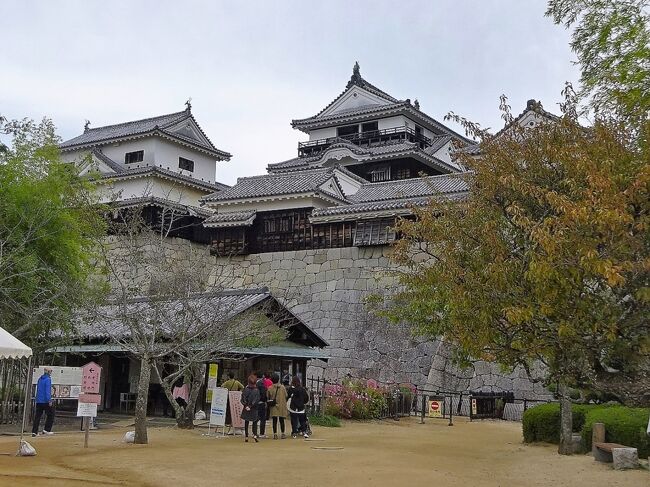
<box><xmin>175</xmin><ymin>365</ymin><xmax>204</xmax><ymax>430</ymax></box>
<box><xmin>134</xmin><ymin>356</ymin><xmax>151</xmax><ymax>444</ymax></box>
<box><xmin>558</xmin><ymin>381</ymin><xmax>573</xmax><ymax>455</ymax></box>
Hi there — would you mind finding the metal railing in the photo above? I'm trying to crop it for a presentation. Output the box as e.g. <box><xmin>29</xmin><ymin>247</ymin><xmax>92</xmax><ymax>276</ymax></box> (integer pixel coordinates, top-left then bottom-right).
<box><xmin>304</xmin><ymin>375</ymin><xmax>556</xmax><ymax>423</ymax></box>
<box><xmin>298</xmin><ymin>126</ymin><xmax>432</xmax><ymax>157</ymax></box>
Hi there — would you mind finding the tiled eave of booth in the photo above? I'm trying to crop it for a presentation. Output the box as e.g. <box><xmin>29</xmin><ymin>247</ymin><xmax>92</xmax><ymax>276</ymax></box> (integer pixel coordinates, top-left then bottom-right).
<box><xmin>93</xmin><ymin>165</ymin><xmax>229</xmax><ymax>193</ymax></box>
<box><xmin>68</xmin><ymin>288</ymin><xmax>329</xmax><ymax>349</ymax></box>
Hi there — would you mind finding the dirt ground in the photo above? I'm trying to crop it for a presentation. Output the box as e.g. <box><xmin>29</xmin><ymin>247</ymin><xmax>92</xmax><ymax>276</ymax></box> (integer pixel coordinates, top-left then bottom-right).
<box><xmin>0</xmin><ymin>417</ymin><xmax>646</xmax><ymax>487</ymax></box>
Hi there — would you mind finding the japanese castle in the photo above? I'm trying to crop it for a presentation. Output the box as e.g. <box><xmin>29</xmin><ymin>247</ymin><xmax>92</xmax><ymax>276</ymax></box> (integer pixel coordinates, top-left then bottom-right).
<box><xmin>61</xmin><ymin>63</ymin><xmax>477</xmax><ymax>253</ymax></box>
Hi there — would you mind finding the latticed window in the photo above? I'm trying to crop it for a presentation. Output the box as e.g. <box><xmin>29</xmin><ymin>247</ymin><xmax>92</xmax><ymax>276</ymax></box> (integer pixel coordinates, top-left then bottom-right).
<box><xmin>353</xmin><ymin>218</ymin><xmax>396</xmax><ymax>246</ymax></box>
<box><xmin>370</xmin><ymin>166</ymin><xmax>390</xmax><ymax>182</ymax></box>
<box><xmin>396</xmin><ymin>167</ymin><xmax>410</xmax><ymax>179</ymax></box>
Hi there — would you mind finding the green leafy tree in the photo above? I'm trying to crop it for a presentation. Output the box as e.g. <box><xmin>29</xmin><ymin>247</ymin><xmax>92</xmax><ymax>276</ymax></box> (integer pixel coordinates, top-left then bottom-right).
<box><xmin>372</xmin><ymin>95</ymin><xmax>649</xmax><ymax>454</ymax></box>
<box><xmin>546</xmin><ymin>0</ymin><xmax>650</xmax><ymax>131</ymax></box>
<box><xmin>0</xmin><ymin>116</ymin><xmax>106</xmax><ymax>347</ymax></box>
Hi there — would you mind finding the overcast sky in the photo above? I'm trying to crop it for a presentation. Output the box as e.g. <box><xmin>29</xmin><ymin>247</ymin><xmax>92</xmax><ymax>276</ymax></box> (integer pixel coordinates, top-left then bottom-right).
<box><xmin>1</xmin><ymin>1</ymin><xmax>579</xmax><ymax>185</ymax></box>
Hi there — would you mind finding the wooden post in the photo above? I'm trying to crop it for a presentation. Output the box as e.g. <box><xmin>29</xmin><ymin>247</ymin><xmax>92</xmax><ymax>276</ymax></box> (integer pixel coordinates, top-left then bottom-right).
<box><xmin>83</xmin><ymin>416</ymin><xmax>90</xmax><ymax>448</ymax></box>
<box><xmin>420</xmin><ymin>394</ymin><xmax>426</xmax><ymax>424</ymax></box>
<box><xmin>592</xmin><ymin>422</ymin><xmax>606</xmax><ymax>453</ymax></box>
<box><xmin>448</xmin><ymin>396</ymin><xmax>454</xmax><ymax>426</ymax></box>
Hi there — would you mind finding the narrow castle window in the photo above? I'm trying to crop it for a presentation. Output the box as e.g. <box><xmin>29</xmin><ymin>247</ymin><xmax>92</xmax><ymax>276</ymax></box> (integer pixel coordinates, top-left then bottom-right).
<box><xmin>124</xmin><ymin>150</ymin><xmax>144</xmax><ymax>164</ymax></box>
<box><xmin>361</xmin><ymin>121</ymin><xmax>378</xmax><ymax>133</ymax></box>
<box><xmin>179</xmin><ymin>157</ymin><xmax>194</xmax><ymax>172</ymax></box>
<box><xmin>370</xmin><ymin>166</ymin><xmax>390</xmax><ymax>182</ymax></box>
<box><xmin>396</xmin><ymin>167</ymin><xmax>410</xmax><ymax>179</ymax></box>
<box><xmin>337</xmin><ymin>124</ymin><xmax>358</xmax><ymax>137</ymax></box>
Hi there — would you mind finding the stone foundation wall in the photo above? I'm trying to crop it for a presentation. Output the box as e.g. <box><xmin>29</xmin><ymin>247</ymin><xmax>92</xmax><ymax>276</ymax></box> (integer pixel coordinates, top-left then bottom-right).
<box><xmin>210</xmin><ymin>245</ymin><xmax>552</xmax><ymax>400</ymax></box>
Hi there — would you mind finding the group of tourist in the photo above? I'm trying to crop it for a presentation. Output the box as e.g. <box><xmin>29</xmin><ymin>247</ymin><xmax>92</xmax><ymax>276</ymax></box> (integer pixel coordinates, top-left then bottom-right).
<box><xmin>224</xmin><ymin>371</ymin><xmax>311</xmax><ymax>443</ymax></box>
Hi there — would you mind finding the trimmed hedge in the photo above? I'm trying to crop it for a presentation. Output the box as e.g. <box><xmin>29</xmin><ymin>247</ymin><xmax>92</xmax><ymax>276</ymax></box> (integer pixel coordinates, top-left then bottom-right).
<box><xmin>522</xmin><ymin>403</ymin><xmax>592</xmax><ymax>443</ymax></box>
<box><xmin>523</xmin><ymin>403</ymin><xmax>650</xmax><ymax>456</ymax></box>
<box><xmin>582</xmin><ymin>406</ymin><xmax>649</xmax><ymax>458</ymax></box>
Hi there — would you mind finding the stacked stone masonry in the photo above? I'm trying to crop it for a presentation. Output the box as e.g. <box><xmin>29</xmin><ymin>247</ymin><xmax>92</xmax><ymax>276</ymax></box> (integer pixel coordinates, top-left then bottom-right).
<box><xmin>206</xmin><ymin>243</ymin><xmax>552</xmax><ymax>400</ymax></box>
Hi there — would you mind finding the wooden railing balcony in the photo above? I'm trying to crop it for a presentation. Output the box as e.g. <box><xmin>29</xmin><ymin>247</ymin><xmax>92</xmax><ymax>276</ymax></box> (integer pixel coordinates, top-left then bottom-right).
<box><xmin>298</xmin><ymin>126</ymin><xmax>432</xmax><ymax>157</ymax></box>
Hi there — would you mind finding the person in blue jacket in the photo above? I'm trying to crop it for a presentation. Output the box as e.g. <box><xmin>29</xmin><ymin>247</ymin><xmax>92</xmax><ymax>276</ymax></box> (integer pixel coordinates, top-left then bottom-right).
<box><xmin>31</xmin><ymin>367</ymin><xmax>55</xmax><ymax>436</ymax></box>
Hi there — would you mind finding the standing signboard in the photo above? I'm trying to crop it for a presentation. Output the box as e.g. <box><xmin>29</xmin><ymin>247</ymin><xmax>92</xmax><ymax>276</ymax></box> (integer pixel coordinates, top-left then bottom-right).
<box><xmin>78</xmin><ymin>362</ymin><xmax>102</xmax><ymax>448</ymax></box>
<box><xmin>428</xmin><ymin>397</ymin><xmax>443</xmax><ymax>418</ymax></box>
<box><xmin>208</xmin><ymin>387</ymin><xmax>229</xmax><ymax>436</ymax></box>
<box><xmin>205</xmin><ymin>363</ymin><xmax>219</xmax><ymax>403</ymax></box>
<box><xmin>228</xmin><ymin>390</ymin><xmax>244</xmax><ymax>429</ymax></box>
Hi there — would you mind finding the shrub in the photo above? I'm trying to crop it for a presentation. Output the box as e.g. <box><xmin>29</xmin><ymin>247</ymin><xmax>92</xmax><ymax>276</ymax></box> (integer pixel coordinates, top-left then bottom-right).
<box><xmin>581</xmin><ymin>406</ymin><xmax>650</xmax><ymax>458</ymax></box>
<box><xmin>522</xmin><ymin>403</ymin><xmax>593</xmax><ymax>443</ymax></box>
<box><xmin>308</xmin><ymin>414</ymin><xmax>341</xmax><ymax>427</ymax></box>
<box><xmin>323</xmin><ymin>380</ymin><xmax>388</xmax><ymax>420</ymax></box>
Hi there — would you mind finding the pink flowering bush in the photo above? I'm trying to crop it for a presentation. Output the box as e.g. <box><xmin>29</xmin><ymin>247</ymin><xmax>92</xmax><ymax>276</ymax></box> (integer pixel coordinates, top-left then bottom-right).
<box><xmin>324</xmin><ymin>380</ymin><xmax>388</xmax><ymax>419</ymax></box>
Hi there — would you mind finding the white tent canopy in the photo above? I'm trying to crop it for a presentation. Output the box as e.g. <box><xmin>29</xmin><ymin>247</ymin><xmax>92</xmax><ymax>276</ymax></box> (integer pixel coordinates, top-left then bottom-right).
<box><xmin>0</xmin><ymin>326</ymin><xmax>32</xmax><ymax>359</ymax></box>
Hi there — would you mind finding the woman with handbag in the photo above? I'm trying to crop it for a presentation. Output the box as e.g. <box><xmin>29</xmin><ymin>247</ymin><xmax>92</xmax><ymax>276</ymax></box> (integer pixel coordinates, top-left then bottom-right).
<box><xmin>267</xmin><ymin>373</ymin><xmax>289</xmax><ymax>439</ymax></box>
<box><xmin>240</xmin><ymin>374</ymin><xmax>260</xmax><ymax>443</ymax></box>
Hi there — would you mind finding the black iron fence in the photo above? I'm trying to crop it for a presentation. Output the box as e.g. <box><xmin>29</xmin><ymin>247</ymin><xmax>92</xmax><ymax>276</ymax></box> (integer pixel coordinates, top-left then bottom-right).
<box><xmin>304</xmin><ymin>376</ymin><xmax>555</xmax><ymax>423</ymax></box>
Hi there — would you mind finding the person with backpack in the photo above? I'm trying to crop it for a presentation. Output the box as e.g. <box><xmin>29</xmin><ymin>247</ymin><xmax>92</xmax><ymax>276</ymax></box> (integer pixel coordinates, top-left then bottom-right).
<box><xmin>255</xmin><ymin>370</ymin><xmax>268</xmax><ymax>438</ymax></box>
<box><xmin>240</xmin><ymin>374</ymin><xmax>260</xmax><ymax>443</ymax></box>
<box><xmin>287</xmin><ymin>376</ymin><xmax>310</xmax><ymax>438</ymax></box>
<box><xmin>267</xmin><ymin>373</ymin><xmax>289</xmax><ymax>439</ymax></box>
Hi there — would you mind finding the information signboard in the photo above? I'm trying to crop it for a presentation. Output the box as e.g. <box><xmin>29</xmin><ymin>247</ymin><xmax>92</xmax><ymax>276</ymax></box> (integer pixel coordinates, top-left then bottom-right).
<box><xmin>209</xmin><ymin>387</ymin><xmax>228</xmax><ymax>426</ymax></box>
<box><xmin>228</xmin><ymin>390</ymin><xmax>244</xmax><ymax>428</ymax></box>
<box><xmin>206</xmin><ymin>363</ymin><xmax>219</xmax><ymax>403</ymax></box>
<box><xmin>77</xmin><ymin>402</ymin><xmax>98</xmax><ymax>418</ymax></box>
<box><xmin>81</xmin><ymin>362</ymin><xmax>101</xmax><ymax>394</ymax></box>
<box><xmin>33</xmin><ymin>366</ymin><xmax>82</xmax><ymax>386</ymax></box>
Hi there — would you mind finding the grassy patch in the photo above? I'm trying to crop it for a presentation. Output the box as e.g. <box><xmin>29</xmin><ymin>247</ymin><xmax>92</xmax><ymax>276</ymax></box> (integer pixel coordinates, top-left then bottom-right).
<box><xmin>309</xmin><ymin>414</ymin><xmax>341</xmax><ymax>427</ymax></box>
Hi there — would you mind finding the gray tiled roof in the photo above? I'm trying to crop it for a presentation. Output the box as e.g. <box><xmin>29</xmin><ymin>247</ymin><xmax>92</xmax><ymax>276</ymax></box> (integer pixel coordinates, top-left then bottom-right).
<box><xmin>110</xmin><ymin>196</ymin><xmax>214</xmax><ymax>218</ymax></box>
<box><xmin>267</xmin><ymin>141</ymin><xmax>425</xmax><ymax>174</ymax></box>
<box><xmin>311</xmin><ymin>198</ymin><xmax>430</xmax><ymax>218</ymax></box>
<box><xmin>423</xmin><ymin>135</ymin><xmax>453</xmax><ymax>155</ymax></box>
<box><xmin>96</xmin><ymin>165</ymin><xmax>229</xmax><ymax>193</ymax></box>
<box><xmin>72</xmin><ymin>288</ymin><xmax>328</xmax><ymax>348</ymax></box>
<box><xmin>202</xmin><ymin>167</ymin><xmax>346</xmax><ymax>203</ymax></box>
<box><xmin>60</xmin><ymin>109</ymin><xmax>230</xmax><ymax>158</ymax></box>
<box><xmin>92</xmin><ymin>150</ymin><xmax>124</xmax><ymax>173</ymax></box>
<box><xmin>292</xmin><ymin>101</ymin><xmax>408</xmax><ymax>127</ymax></box>
<box><xmin>350</xmin><ymin>173</ymin><xmax>469</xmax><ymax>203</ymax></box>
<box><xmin>203</xmin><ymin>210</ymin><xmax>257</xmax><ymax>227</ymax></box>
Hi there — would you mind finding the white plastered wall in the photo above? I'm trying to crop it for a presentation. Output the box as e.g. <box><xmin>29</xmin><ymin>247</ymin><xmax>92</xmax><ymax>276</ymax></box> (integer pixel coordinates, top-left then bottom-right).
<box><xmin>98</xmin><ymin>176</ymin><xmax>210</xmax><ymax>207</ymax></box>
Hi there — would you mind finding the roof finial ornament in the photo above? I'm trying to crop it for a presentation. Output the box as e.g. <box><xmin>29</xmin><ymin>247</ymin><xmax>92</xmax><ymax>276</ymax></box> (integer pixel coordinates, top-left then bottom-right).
<box><xmin>347</xmin><ymin>61</ymin><xmax>363</xmax><ymax>88</ymax></box>
<box><xmin>84</xmin><ymin>120</ymin><xmax>91</xmax><ymax>132</ymax></box>
<box><xmin>185</xmin><ymin>97</ymin><xmax>192</xmax><ymax>112</ymax></box>
<box><xmin>414</xmin><ymin>99</ymin><xmax>420</xmax><ymax>110</ymax></box>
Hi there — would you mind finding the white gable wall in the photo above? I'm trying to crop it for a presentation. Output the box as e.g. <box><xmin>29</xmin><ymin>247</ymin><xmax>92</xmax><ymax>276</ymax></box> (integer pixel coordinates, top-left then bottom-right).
<box><xmin>62</xmin><ymin>137</ymin><xmax>218</xmax><ymax>183</ymax></box>
<box><xmin>97</xmin><ymin>176</ymin><xmax>209</xmax><ymax>207</ymax></box>
<box><xmin>153</xmin><ymin>139</ymin><xmax>217</xmax><ymax>183</ymax></box>
<box><xmin>99</xmin><ymin>138</ymin><xmax>158</xmax><ymax>168</ymax></box>
<box><xmin>320</xmin><ymin>86</ymin><xmax>388</xmax><ymax>117</ymax></box>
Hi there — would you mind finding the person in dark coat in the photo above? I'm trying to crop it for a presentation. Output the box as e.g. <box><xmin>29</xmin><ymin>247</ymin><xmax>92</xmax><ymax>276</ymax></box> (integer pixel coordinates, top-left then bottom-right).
<box><xmin>287</xmin><ymin>376</ymin><xmax>310</xmax><ymax>438</ymax></box>
<box><xmin>255</xmin><ymin>370</ymin><xmax>268</xmax><ymax>438</ymax></box>
<box><xmin>240</xmin><ymin>374</ymin><xmax>260</xmax><ymax>442</ymax></box>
